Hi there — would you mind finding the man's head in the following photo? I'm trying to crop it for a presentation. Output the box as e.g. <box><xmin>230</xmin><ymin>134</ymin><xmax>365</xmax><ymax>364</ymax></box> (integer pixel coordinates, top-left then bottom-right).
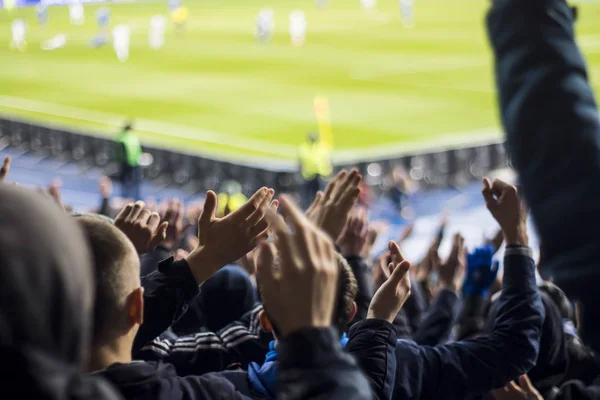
<box><xmin>307</xmin><ymin>132</ymin><xmax>318</xmax><ymax>143</ymax></box>
<box><xmin>123</xmin><ymin>121</ymin><xmax>133</xmax><ymax>132</ymax></box>
<box><xmin>258</xmin><ymin>252</ymin><xmax>358</xmax><ymax>335</ymax></box>
<box><xmin>77</xmin><ymin>216</ymin><xmax>143</xmax><ymax>348</ymax></box>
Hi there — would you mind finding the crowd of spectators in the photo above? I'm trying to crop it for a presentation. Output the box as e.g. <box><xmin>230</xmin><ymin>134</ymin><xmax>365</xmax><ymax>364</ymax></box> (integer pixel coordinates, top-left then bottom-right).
<box><xmin>2</xmin><ymin>0</ymin><xmax>600</xmax><ymax>399</ymax></box>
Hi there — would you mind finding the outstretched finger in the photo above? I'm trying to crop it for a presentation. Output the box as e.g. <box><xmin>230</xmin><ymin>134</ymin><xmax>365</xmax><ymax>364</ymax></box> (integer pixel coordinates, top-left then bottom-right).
<box><xmin>199</xmin><ymin>191</ymin><xmax>217</xmax><ymax>227</ymax></box>
<box><xmin>147</xmin><ymin>211</ymin><xmax>161</xmax><ymax>231</ymax></box>
<box><xmin>237</xmin><ymin>187</ymin><xmax>269</xmax><ymax>219</ymax></box>
<box><xmin>149</xmin><ymin>221</ymin><xmax>169</xmax><ymax>249</ymax></box>
<box><xmin>305</xmin><ymin>191</ymin><xmax>322</xmax><ymax>217</ymax></box>
<box><xmin>323</xmin><ymin>170</ymin><xmax>346</xmax><ymax>200</ymax></box>
<box><xmin>389</xmin><ymin>260</ymin><xmax>411</xmax><ymax>284</ymax></box>
<box><xmin>127</xmin><ymin>201</ymin><xmax>145</xmax><ymax>222</ymax></box>
<box><xmin>0</xmin><ymin>156</ymin><xmax>11</xmax><ymax>182</ymax></box>
<box><xmin>388</xmin><ymin>240</ymin><xmax>405</xmax><ymax>265</ymax></box>
<box><xmin>115</xmin><ymin>203</ymin><xmax>133</xmax><ymax>222</ymax></box>
<box><xmin>256</xmin><ymin>242</ymin><xmax>280</xmax><ymax>285</ymax></box>
<box><xmin>247</xmin><ymin>188</ymin><xmax>274</xmax><ymax>226</ymax></box>
<box><xmin>482</xmin><ymin>177</ymin><xmax>497</xmax><ymax>210</ymax></box>
<box><xmin>518</xmin><ymin>375</ymin><xmax>538</xmax><ymax>395</ymax></box>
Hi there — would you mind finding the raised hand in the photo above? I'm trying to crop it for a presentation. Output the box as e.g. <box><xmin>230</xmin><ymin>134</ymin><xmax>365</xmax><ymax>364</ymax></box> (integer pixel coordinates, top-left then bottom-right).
<box><xmin>256</xmin><ymin>195</ymin><xmax>338</xmax><ymax>336</ymax></box>
<box><xmin>161</xmin><ymin>198</ymin><xmax>191</xmax><ymax>251</ymax></box>
<box><xmin>438</xmin><ymin>233</ymin><xmax>466</xmax><ymax>293</ymax></box>
<box><xmin>0</xmin><ymin>156</ymin><xmax>11</xmax><ymax>182</ymax></box>
<box><xmin>492</xmin><ymin>375</ymin><xmax>542</xmax><ymax>400</ymax></box>
<box><xmin>482</xmin><ymin>178</ymin><xmax>528</xmax><ymax>246</ymax></box>
<box><xmin>337</xmin><ymin>207</ymin><xmax>368</xmax><ymax>258</ymax></box>
<box><xmin>367</xmin><ymin>241</ymin><xmax>411</xmax><ymax>323</ymax></box>
<box><xmin>306</xmin><ymin>169</ymin><xmax>362</xmax><ymax>241</ymax></box>
<box><xmin>186</xmin><ymin>187</ymin><xmax>274</xmax><ymax>285</ymax></box>
<box><xmin>99</xmin><ymin>176</ymin><xmax>113</xmax><ymax>199</ymax></box>
<box><xmin>114</xmin><ymin>201</ymin><xmax>169</xmax><ymax>255</ymax></box>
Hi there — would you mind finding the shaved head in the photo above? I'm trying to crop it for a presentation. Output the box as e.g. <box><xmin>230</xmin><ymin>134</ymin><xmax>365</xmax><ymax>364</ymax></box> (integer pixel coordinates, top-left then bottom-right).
<box><xmin>77</xmin><ymin>216</ymin><xmax>141</xmax><ymax>345</ymax></box>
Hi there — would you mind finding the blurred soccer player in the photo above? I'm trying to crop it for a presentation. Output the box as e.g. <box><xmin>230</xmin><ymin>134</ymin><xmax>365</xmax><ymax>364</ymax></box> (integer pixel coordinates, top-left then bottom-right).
<box><xmin>171</xmin><ymin>5</ymin><xmax>189</xmax><ymax>31</ymax></box>
<box><xmin>35</xmin><ymin>3</ymin><xmax>48</xmax><ymax>26</ymax></box>
<box><xmin>399</xmin><ymin>0</ymin><xmax>415</xmax><ymax>28</ymax></box>
<box><xmin>149</xmin><ymin>15</ymin><xmax>167</xmax><ymax>50</ymax></box>
<box><xmin>256</xmin><ymin>8</ymin><xmax>274</xmax><ymax>43</ymax></box>
<box><xmin>90</xmin><ymin>7</ymin><xmax>110</xmax><ymax>47</ymax></box>
<box><xmin>10</xmin><ymin>19</ymin><xmax>26</xmax><ymax>51</ymax></box>
<box><xmin>69</xmin><ymin>2</ymin><xmax>85</xmax><ymax>25</ymax></box>
<box><xmin>112</xmin><ymin>24</ymin><xmax>131</xmax><ymax>62</ymax></box>
<box><xmin>289</xmin><ymin>10</ymin><xmax>306</xmax><ymax>47</ymax></box>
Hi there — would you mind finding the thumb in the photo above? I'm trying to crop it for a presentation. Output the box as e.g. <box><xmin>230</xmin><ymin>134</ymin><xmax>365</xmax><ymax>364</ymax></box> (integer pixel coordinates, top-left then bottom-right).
<box><xmin>199</xmin><ymin>191</ymin><xmax>217</xmax><ymax>228</ymax></box>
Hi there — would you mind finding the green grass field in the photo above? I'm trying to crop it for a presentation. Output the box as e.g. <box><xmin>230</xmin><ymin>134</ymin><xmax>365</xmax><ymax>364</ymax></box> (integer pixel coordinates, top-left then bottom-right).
<box><xmin>0</xmin><ymin>0</ymin><xmax>599</xmax><ymax>165</ymax></box>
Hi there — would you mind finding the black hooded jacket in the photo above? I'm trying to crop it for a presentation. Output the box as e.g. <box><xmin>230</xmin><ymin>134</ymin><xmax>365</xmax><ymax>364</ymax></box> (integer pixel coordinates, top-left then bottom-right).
<box><xmin>0</xmin><ymin>185</ymin><xmax>121</xmax><ymax>399</ymax></box>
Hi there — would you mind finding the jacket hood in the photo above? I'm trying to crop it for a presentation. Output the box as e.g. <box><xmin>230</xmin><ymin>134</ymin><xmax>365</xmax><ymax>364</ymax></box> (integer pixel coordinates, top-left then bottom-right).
<box><xmin>0</xmin><ymin>185</ymin><xmax>119</xmax><ymax>399</ymax></box>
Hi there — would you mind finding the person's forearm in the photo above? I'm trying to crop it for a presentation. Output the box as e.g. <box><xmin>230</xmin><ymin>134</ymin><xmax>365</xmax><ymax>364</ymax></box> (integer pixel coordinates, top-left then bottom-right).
<box><xmin>413</xmin><ymin>288</ymin><xmax>460</xmax><ymax>345</ymax></box>
<box><xmin>488</xmin><ymin>0</ymin><xmax>600</xmax><ymax>288</ymax></box>
<box><xmin>137</xmin><ymin>305</ymin><xmax>271</xmax><ymax>375</ymax></box>
<box><xmin>278</xmin><ymin>328</ymin><xmax>373</xmax><ymax>400</ymax></box>
<box><xmin>132</xmin><ymin>257</ymin><xmax>199</xmax><ymax>354</ymax></box>
<box><xmin>454</xmin><ymin>293</ymin><xmax>487</xmax><ymax>340</ymax></box>
<box><xmin>415</xmin><ymin>247</ymin><xmax>544</xmax><ymax>400</ymax></box>
<box><xmin>346</xmin><ymin>319</ymin><xmax>397</xmax><ymax>400</ymax></box>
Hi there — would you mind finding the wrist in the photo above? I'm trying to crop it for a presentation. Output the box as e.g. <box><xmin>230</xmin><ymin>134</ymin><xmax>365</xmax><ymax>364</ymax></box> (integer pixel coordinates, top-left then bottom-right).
<box><xmin>503</xmin><ymin>225</ymin><xmax>528</xmax><ymax>246</ymax></box>
<box><xmin>367</xmin><ymin>309</ymin><xmax>395</xmax><ymax>324</ymax></box>
<box><xmin>439</xmin><ymin>281</ymin><xmax>460</xmax><ymax>294</ymax></box>
<box><xmin>185</xmin><ymin>247</ymin><xmax>221</xmax><ymax>285</ymax></box>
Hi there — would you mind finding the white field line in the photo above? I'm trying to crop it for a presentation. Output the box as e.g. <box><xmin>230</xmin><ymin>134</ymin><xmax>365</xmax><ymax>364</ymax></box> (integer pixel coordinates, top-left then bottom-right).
<box><xmin>0</xmin><ymin>95</ymin><xmax>300</xmax><ymax>167</ymax></box>
<box><xmin>0</xmin><ymin>94</ymin><xmax>502</xmax><ymax>167</ymax></box>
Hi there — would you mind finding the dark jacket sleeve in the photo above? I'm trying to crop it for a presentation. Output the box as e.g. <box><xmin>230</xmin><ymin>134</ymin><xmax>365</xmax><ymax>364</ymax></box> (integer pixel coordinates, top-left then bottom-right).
<box><xmin>412</xmin><ymin>288</ymin><xmax>460</xmax><ymax>345</ymax></box>
<box><xmin>132</xmin><ymin>257</ymin><xmax>200</xmax><ymax>355</ymax></box>
<box><xmin>487</xmin><ymin>0</ymin><xmax>600</xmax><ymax>289</ymax></box>
<box><xmin>140</xmin><ymin>247</ymin><xmax>172</xmax><ymax>277</ymax></box>
<box><xmin>345</xmin><ymin>256</ymin><xmax>375</xmax><ymax>325</ymax></box>
<box><xmin>454</xmin><ymin>294</ymin><xmax>489</xmax><ymax>340</ymax></box>
<box><xmin>392</xmin><ymin>246</ymin><xmax>545</xmax><ymax>400</ymax></box>
<box><xmin>137</xmin><ymin>305</ymin><xmax>272</xmax><ymax>375</ymax></box>
<box><xmin>547</xmin><ymin>380</ymin><xmax>600</xmax><ymax>400</ymax></box>
<box><xmin>401</xmin><ymin>276</ymin><xmax>428</xmax><ymax>332</ymax></box>
<box><xmin>278</xmin><ymin>327</ymin><xmax>373</xmax><ymax>400</ymax></box>
<box><xmin>346</xmin><ymin>319</ymin><xmax>397</xmax><ymax>400</ymax></box>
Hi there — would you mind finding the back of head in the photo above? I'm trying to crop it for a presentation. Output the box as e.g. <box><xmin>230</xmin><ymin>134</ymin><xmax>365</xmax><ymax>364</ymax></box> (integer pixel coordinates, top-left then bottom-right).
<box><xmin>200</xmin><ymin>266</ymin><xmax>257</xmax><ymax>332</ymax></box>
<box><xmin>0</xmin><ymin>185</ymin><xmax>102</xmax><ymax>397</ymax></box>
<box><xmin>259</xmin><ymin>252</ymin><xmax>357</xmax><ymax>334</ymax></box>
<box><xmin>77</xmin><ymin>216</ymin><xmax>141</xmax><ymax>347</ymax></box>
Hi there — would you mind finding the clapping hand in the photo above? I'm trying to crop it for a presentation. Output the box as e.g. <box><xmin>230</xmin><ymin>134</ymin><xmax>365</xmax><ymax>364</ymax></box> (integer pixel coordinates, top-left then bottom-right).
<box><xmin>256</xmin><ymin>195</ymin><xmax>339</xmax><ymax>336</ymax></box>
<box><xmin>482</xmin><ymin>178</ymin><xmax>528</xmax><ymax>246</ymax></box>
<box><xmin>186</xmin><ymin>187</ymin><xmax>275</xmax><ymax>285</ymax></box>
<box><xmin>306</xmin><ymin>168</ymin><xmax>362</xmax><ymax>241</ymax></box>
<box><xmin>114</xmin><ymin>201</ymin><xmax>169</xmax><ymax>255</ymax></box>
<box><xmin>367</xmin><ymin>241</ymin><xmax>411</xmax><ymax>323</ymax></box>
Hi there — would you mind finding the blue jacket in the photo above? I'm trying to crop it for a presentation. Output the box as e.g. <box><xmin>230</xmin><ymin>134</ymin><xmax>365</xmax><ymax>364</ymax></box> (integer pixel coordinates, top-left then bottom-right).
<box><xmin>391</xmin><ymin>246</ymin><xmax>544</xmax><ymax>399</ymax></box>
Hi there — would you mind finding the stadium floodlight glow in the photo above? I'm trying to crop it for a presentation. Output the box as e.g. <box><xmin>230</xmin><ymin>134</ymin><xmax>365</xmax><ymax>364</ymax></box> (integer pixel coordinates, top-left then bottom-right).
<box><xmin>367</xmin><ymin>162</ymin><xmax>382</xmax><ymax>177</ymax></box>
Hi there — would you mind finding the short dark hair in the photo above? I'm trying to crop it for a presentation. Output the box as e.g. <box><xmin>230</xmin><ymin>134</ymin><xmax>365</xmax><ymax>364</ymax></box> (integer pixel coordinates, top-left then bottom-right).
<box><xmin>259</xmin><ymin>252</ymin><xmax>358</xmax><ymax>334</ymax></box>
<box><xmin>77</xmin><ymin>216</ymin><xmax>140</xmax><ymax>345</ymax></box>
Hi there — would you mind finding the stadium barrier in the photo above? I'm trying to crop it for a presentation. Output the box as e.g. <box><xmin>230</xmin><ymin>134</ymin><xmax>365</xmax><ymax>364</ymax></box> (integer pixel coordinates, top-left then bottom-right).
<box><xmin>0</xmin><ymin>116</ymin><xmax>508</xmax><ymax>196</ymax></box>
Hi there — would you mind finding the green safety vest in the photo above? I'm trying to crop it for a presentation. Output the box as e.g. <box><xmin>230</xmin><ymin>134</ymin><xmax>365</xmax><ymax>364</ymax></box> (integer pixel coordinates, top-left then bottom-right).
<box><xmin>116</xmin><ymin>132</ymin><xmax>142</xmax><ymax>167</ymax></box>
<box><xmin>298</xmin><ymin>142</ymin><xmax>333</xmax><ymax>180</ymax></box>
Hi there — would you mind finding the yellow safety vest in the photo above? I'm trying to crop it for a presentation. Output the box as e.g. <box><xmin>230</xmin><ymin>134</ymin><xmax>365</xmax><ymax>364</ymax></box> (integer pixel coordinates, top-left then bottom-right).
<box><xmin>217</xmin><ymin>192</ymin><xmax>248</xmax><ymax>217</ymax></box>
<box><xmin>298</xmin><ymin>142</ymin><xmax>333</xmax><ymax>180</ymax></box>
